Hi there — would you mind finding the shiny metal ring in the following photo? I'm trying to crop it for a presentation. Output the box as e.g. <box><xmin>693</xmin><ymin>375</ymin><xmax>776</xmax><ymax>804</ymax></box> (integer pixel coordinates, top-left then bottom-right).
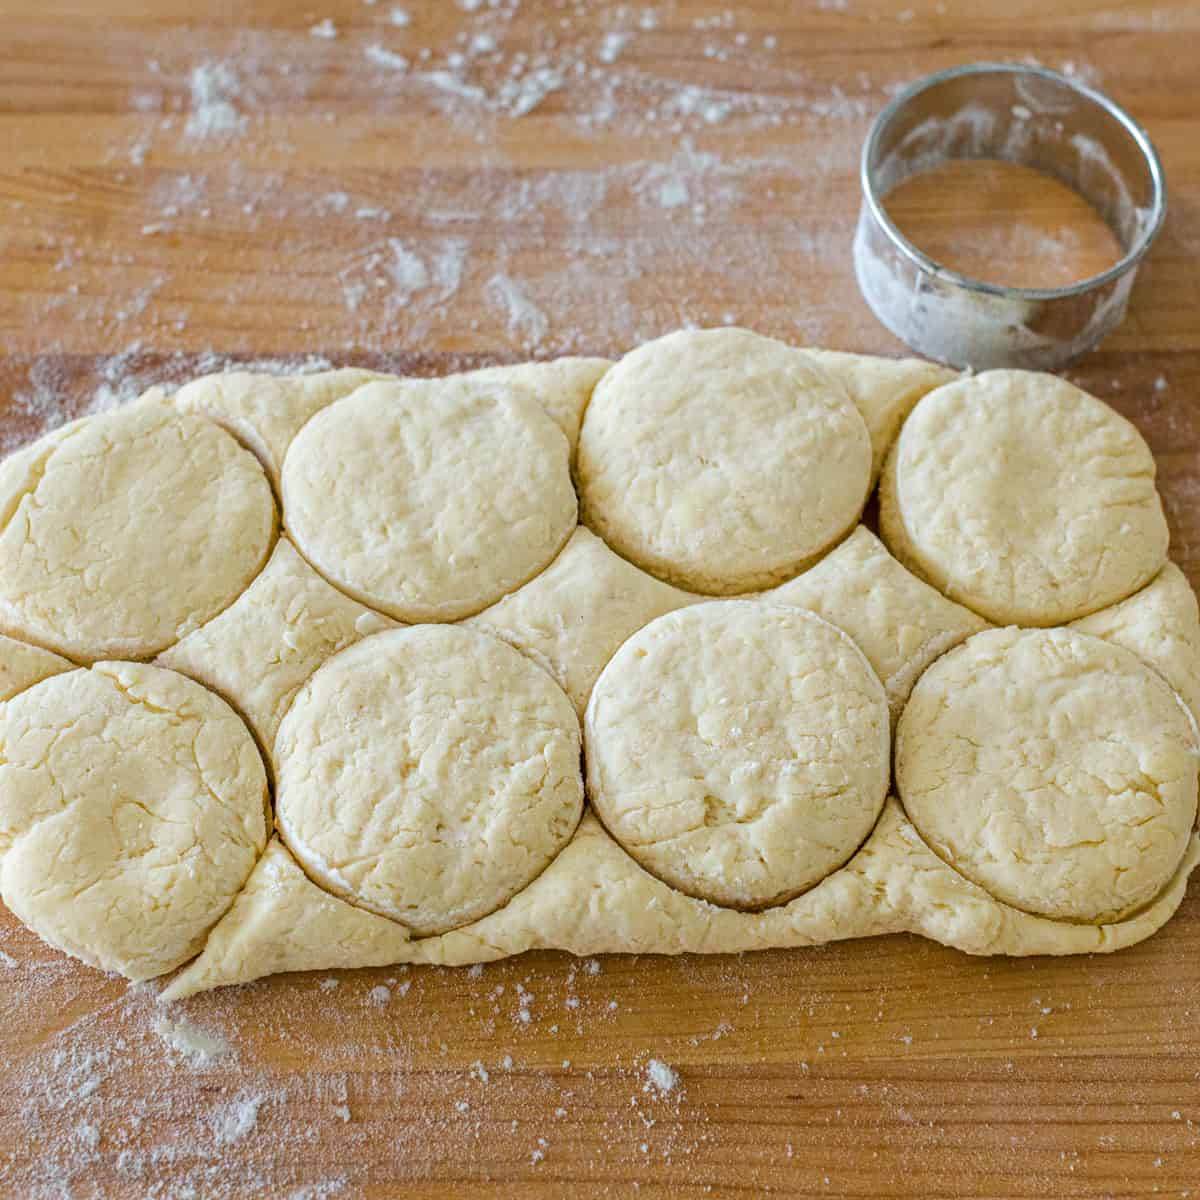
<box><xmin>853</xmin><ymin>62</ymin><xmax>1167</xmax><ymax>371</ymax></box>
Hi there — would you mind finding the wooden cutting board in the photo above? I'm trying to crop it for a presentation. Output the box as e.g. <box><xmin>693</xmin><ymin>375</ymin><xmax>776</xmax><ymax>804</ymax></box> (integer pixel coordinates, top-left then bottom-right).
<box><xmin>1</xmin><ymin>2</ymin><xmax>1198</xmax><ymax>1196</ymax></box>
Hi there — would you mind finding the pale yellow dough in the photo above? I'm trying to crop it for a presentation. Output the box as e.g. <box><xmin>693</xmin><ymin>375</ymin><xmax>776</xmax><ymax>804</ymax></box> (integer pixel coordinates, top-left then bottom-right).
<box><xmin>456</xmin><ymin>357</ymin><xmax>612</xmax><ymax>455</ymax></box>
<box><xmin>172</xmin><ymin>368</ymin><xmax>388</xmax><ymax>489</ymax></box>
<box><xmin>585</xmin><ymin>602</ymin><xmax>890</xmax><ymax>909</ymax></box>
<box><xmin>0</xmin><ymin>662</ymin><xmax>268</xmax><ymax>980</ymax></box>
<box><xmin>880</xmin><ymin>370</ymin><xmax>1169</xmax><ymax>626</ymax></box>
<box><xmin>801</xmin><ymin>349</ymin><xmax>958</xmax><ymax>483</ymax></box>
<box><xmin>897</xmin><ymin>627</ymin><xmax>1199</xmax><ymax>923</ymax></box>
<box><xmin>282</xmin><ymin>377</ymin><xmax>577</xmax><ymax>622</ymax></box>
<box><xmin>0</xmin><ymin>403</ymin><xmax>277</xmax><ymax>661</ymax></box>
<box><xmin>159</xmin><ymin>836</ymin><xmax>413</xmax><ymax>1003</ymax></box>
<box><xmin>162</xmin><ymin>800</ymin><xmax>1200</xmax><ymax>998</ymax></box>
<box><xmin>1070</xmin><ymin>562</ymin><xmax>1200</xmax><ymax>725</ymax></box>
<box><xmin>466</xmin><ymin>526</ymin><xmax>698</xmax><ymax>717</ymax></box>
<box><xmin>275</xmin><ymin>625</ymin><xmax>583</xmax><ymax>936</ymax></box>
<box><xmin>0</xmin><ymin>338</ymin><xmax>1193</xmax><ymax>1000</ymax></box>
<box><xmin>158</xmin><ymin>536</ymin><xmax>395</xmax><ymax>754</ymax></box>
<box><xmin>577</xmin><ymin>328</ymin><xmax>872</xmax><ymax>594</ymax></box>
<box><xmin>0</xmin><ymin>632</ymin><xmax>72</xmax><ymax>701</ymax></box>
<box><xmin>765</xmin><ymin>525</ymin><xmax>988</xmax><ymax>723</ymax></box>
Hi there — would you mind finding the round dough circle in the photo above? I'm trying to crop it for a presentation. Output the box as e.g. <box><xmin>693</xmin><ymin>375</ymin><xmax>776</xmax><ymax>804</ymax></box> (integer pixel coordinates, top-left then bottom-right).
<box><xmin>281</xmin><ymin>378</ymin><xmax>578</xmax><ymax>622</ymax></box>
<box><xmin>0</xmin><ymin>402</ymin><xmax>277</xmax><ymax>661</ymax></box>
<box><xmin>585</xmin><ymin>601</ymin><xmax>890</xmax><ymax>909</ymax></box>
<box><xmin>275</xmin><ymin>625</ymin><xmax>584</xmax><ymax>936</ymax></box>
<box><xmin>880</xmin><ymin>370</ymin><xmax>1169</xmax><ymax>626</ymax></box>
<box><xmin>896</xmin><ymin>627</ymin><xmax>1199</xmax><ymax>923</ymax></box>
<box><xmin>0</xmin><ymin>662</ymin><xmax>269</xmax><ymax>981</ymax></box>
<box><xmin>576</xmin><ymin>328</ymin><xmax>872</xmax><ymax>594</ymax></box>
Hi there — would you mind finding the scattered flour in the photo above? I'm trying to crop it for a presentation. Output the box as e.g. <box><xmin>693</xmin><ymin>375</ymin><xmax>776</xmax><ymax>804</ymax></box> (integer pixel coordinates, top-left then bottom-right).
<box><xmin>210</xmin><ymin>1093</ymin><xmax>270</xmax><ymax>1145</ymax></box>
<box><xmin>185</xmin><ymin>61</ymin><xmax>246</xmax><ymax>139</ymax></box>
<box><xmin>486</xmin><ymin>273</ymin><xmax>549</xmax><ymax>349</ymax></box>
<box><xmin>151</xmin><ymin>1013</ymin><xmax>233</xmax><ymax>1066</ymax></box>
<box><xmin>644</xmin><ymin>1058</ymin><xmax>681</xmax><ymax>1096</ymax></box>
<box><xmin>366</xmin><ymin>44</ymin><xmax>410</xmax><ymax>71</ymax></box>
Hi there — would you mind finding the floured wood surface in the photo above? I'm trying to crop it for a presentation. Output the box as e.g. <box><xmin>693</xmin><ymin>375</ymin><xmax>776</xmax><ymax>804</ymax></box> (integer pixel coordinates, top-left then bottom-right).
<box><xmin>2</xmin><ymin>0</ymin><xmax>1200</xmax><ymax>1196</ymax></box>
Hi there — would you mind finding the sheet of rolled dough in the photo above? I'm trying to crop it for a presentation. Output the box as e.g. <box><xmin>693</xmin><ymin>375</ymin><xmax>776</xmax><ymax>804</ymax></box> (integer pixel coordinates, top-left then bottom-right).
<box><xmin>455</xmin><ymin>357</ymin><xmax>611</xmax><ymax>455</ymax></box>
<box><xmin>172</xmin><ymin>369</ymin><xmax>388</xmax><ymax>489</ymax></box>
<box><xmin>465</xmin><ymin>526</ymin><xmax>698</xmax><ymax>717</ymax></box>
<box><xmin>0</xmin><ymin>632</ymin><xmax>73</xmax><ymax>701</ymax></box>
<box><xmin>802</xmin><ymin>349</ymin><xmax>958</xmax><ymax>483</ymax></box>
<box><xmin>764</xmin><ymin>526</ymin><xmax>989</xmax><ymax>722</ymax></box>
<box><xmin>161</xmin><ymin>801</ymin><xmax>1200</xmax><ymax>999</ymax></box>
<box><xmin>1070</xmin><ymin>561</ymin><xmax>1200</xmax><ymax>726</ymax></box>
<box><xmin>157</xmin><ymin>536</ymin><xmax>396</xmax><ymax>754</ymax></box>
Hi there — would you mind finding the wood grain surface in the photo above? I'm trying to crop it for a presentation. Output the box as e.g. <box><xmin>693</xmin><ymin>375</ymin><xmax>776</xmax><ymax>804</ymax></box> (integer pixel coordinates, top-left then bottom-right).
<box><xmin>1</xmin><ymin>2</ymin><xmax>1199</xmax><ymax>1197</ymax></box>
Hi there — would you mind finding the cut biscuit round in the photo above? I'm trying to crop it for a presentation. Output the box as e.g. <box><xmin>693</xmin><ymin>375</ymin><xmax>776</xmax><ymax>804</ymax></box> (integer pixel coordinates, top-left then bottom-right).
<box><xmin>0</xmin><ymin>402</ymin><xmax>277</xmax><ymax>661</ymax></box>
<box><xmin>0</xmin><ymin>662</ymin><xmax>269</xmax><ymax>980</ymax></box>
<box><xmin>896</xmin><ymin>627</ymin><xmax>1199</xmax><ymax>923</ymax></box>
<box><xmin>576</xmin><ymin>328</ymin><xmax>872</xmax><ymax>595</ymax></box>
<box><xmin>880</xmin><ymin>369</ymin><xmax>1169</xmax><ymax>626</ymax></box>
<box><xmin>585</xmin><ymin>601</ymin><xmax>890</xmax><ymax>909</ymax></box>
<box><xmin>281</xmin><ymin>377</ymin><xmax>577</xmax><ymax>623</ymax></box>
<box><xmin>275</xmin><ymin>625</ymin><xmax>584</xmax><ymax>936</ymax></box>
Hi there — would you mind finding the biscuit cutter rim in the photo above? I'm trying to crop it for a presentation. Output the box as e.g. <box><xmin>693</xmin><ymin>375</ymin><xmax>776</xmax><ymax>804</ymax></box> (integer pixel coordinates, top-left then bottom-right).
<box><xmin>854</xmin><ymin>62</ymin><xmax>1167</xmax><ymax>370</ymax></box>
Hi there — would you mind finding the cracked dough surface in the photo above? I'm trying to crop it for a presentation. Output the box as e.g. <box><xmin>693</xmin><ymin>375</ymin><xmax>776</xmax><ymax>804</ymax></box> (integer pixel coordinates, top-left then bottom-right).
<box><xmin>0</xmin><ymin>661</ymin><xmax>268</xmax><ymax>980</ymax></box>
<box><xmin>576</xmin><ymin>328</ymin><xmax>872</xmax><ymax>594</ymax></box>
<box><xmin>282</xmin><ymin>377</ymin><xmax>577</xmax><ymax>622</ymax></box>
<box><xmin>896</xmin><ymin>627</ymin><xmax>1199</xmax><ymax>923</ymax></box>
<box><xmin>0</xmin><ymin>402</ymin><xmax>277</xmax><ymax>661</ymax></box>
<box><xmin>275</xmin><ymin>624</ymin><xmax>583</xmax><ymax>936</ymax></box>
<box><xmin>0</xmin><ymin>341</ymin><xmax>1195</xmax><ymax>999</ymax></box>
<box><xmin>466</xmin><ymin>526</ymin><xmax>697</xmax><ymax>717</ymax></box>
<box><xmin>880</xmin><ymin>370</ymin><xmax>1169</xmax><ymax>626</ymax></box>
<box><xmin>585</xmin><ymin>601</ymin><xmax>889</xmax><ymax>909</ymax></box>
<box><xmin>158</xmin><ymin>536</ymin><xmax>396</xmax><ymax>754</ymax></box>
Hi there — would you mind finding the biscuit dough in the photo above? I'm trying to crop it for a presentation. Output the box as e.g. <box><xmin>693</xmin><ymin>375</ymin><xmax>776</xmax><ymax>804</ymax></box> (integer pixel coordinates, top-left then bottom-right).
<box><xmin>163</xmin><ymin>799</ymin><xmax>1200</xmax><ymax>998</ymax></box>
<box><xmin>456</xmin><ymin>357</ymin><xmax>612</xmax><ymax>455</ymax></box>
<box><xmin>0</xmin><ymin>662</ymin><xmax>268</xmax><ymax>980</ymax></box>
<box><xmin>282</xmin><ymin>378</ymin><xmax>577</xmax><ymax>622</ymax></box>
<box><xmin>577</xmin><ymin>328</ymin><xmax>872</xmax><ymax>594</ymax></box>
<box><xmin>159</xmin><ymin>837</ymin><xmax>414</xmax><ymax>1002</ymax></box>
<box><xmin>275</xmin><ymin>625</ymin><xmax>584</xmax><ymax>935</ymax></box>
<box><xmin>466</xmin><ymin>526</ymin><xmax>697</xmax><ymax>717</ymax></box>
<box><xmin>896</xmin><ymin>627</ymin><xmax>1199</xmax><ymax>923</ymax></box>
<box><xmin>765</xmin><ymin>525</ymin><xmax>989</xmax><ymax>723</ymax></box>
<box><xmin>0</xmin><ymin>337</ymin><xmax>1194</xmax><ymax>999</ymax></box>
<box><xmin>1070</xmin><ymin>562</ymin><xmax>1200</xmax><ymax>726</ymax></box>
<box><xmin>0</xmin><ymin>402</ymin><xmax>277</xmax><ymax>661</ymax></box>
<box><xmin>158</xmin><ymin>536</ymin><xmax>396</xmax><ymax>754</ymax></box>
<box><xmin>801</xmin><ymin>349</ymin><xmax>957</xmax><ymax>482</ymax></box>
<box><xmin>173</xmin><ymin>368</ymin><xmax>388</xmax><ymax>489</ymax></box>
<box><xmin>585</xmin><ymin>602</ymin><xmax>890</xmax><ymax>909</ymax></box>
<box><xmin>0</xmin><ymin>632</ymin><xmax>72</xmax><ymax>701</ymax></box>
<box><xmin>880</xmin><ymin>370</ymin><xmax>1169</xmax><ymax>626</ymax></box>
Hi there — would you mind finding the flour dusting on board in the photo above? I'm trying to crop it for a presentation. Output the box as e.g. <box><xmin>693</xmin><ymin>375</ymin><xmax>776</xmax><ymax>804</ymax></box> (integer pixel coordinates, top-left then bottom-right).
<box><xmin>0</xmin><ymin>0</ymin><xmax>909</xmax><ymax>453</ymax></box>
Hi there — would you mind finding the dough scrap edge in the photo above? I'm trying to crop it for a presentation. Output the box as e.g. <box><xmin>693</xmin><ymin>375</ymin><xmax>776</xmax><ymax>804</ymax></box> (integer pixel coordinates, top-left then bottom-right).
<box><xmin>159</xmin><ymin>797</ymin><xmax>1200</xmax><ymax>1000</ymax></box>
<box><xmin>1070</xmin><ymin>561</ymin><xmax>1200</xmax><ymax>728</ymax></box>
<box><xmin>800</xmin><ymin>349</ymin><xmax>959</xmax><ymax>484</ymax></box>
<box><xmin>170</xmin><ymin>357</ymin><xmax>610</xmax><ymax>496</ymax></box>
